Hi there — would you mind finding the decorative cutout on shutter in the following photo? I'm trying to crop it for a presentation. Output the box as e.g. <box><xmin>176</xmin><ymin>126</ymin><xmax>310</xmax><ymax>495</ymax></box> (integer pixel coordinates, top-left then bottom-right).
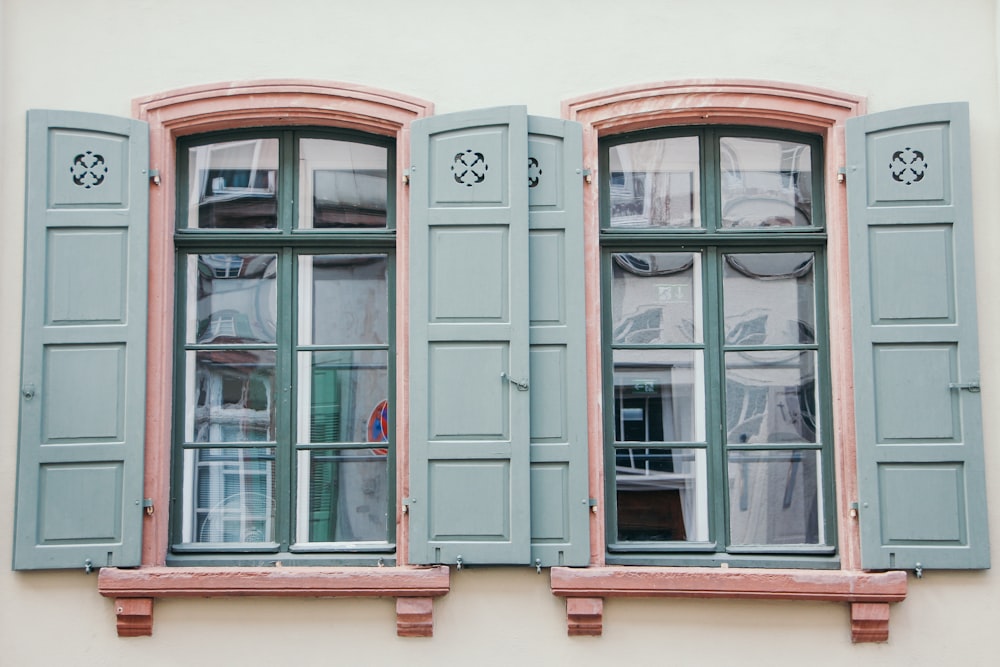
<box><xmin>889</xmin><ymin>147</ymin><xmax>928</xmax><ymax>185</ymax></box>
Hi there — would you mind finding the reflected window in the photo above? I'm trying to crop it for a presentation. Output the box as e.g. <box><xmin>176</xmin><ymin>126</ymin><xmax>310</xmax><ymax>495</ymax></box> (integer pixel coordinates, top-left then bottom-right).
<box><xmin>602</xmin><ymin>127</ymin><xmax>832</xmax><ymax>561</ymax></box>
<box><xmin>174</xmin><ymin>130</ymin><xmax>394</xmax><ymax>560</ymax></box>
<box><xmin>187</xmin><ymin>139</ymin><xmax>279</xmax><ymax>229</ymax></box>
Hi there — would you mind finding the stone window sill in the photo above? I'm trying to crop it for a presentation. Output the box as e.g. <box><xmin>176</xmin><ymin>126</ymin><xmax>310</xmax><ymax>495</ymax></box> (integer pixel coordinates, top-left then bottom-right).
<box><xmin>97</xmin><ymin>565</ymin><xmax>450</xmax><ymax>637</ymax></box>
<box><xmin>550</xmin><ymin>566</ymin><xmax>907</xmax><ymax>642</ymax></box>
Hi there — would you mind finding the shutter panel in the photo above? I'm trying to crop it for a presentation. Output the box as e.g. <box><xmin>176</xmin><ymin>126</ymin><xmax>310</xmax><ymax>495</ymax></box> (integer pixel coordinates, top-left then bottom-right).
<box><xmin>527</xmin><ymin>116</ymin><xmax>590</xmax><ymax>567</ymax></box>
<box><xmin>409</xmin><ymin>107</ymin><xmax>532</xmax><ymax>565</ymax></box>
<box><xmin>847</xmin><ymin>102</ymin><xmax>989</xmax><ymax>570</ymax></box>
<box><xmin>13</xmin><ymin>110</ymin><xmax>149</xmax><ymax>570</ymax></box>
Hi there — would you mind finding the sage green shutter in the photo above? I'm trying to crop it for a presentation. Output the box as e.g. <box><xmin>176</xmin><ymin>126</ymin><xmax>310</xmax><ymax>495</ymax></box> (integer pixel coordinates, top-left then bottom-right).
<box><xmin>847</xmin><ymin>102</ymin><xmax>989</xmax><ymax>570</ymax></box>
<box><xmin>409</xmin><ymin>107</ymin><xmax>532</xmax><ymax>565</ymax></box>
<box><xmin>14</xmin><ymin>110</ymin><xmax>149</xmax><ymax>570</ymax></box>
<box><xmin>527</xmin><ymin>116</ymin><xmax>589</xmax><ymax>567</ymax></box>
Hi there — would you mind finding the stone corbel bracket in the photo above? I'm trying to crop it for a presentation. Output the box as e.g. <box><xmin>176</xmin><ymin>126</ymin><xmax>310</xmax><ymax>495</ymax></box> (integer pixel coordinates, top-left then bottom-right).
<box><xmin>98</xmin><ymin>566</ymin><xmax>450</xmax><ymax>638</ymax></box>
<box><xmin>551</xmin><ymin>567</ymin><xmax>907</xmax><ymax>643</ymax></box>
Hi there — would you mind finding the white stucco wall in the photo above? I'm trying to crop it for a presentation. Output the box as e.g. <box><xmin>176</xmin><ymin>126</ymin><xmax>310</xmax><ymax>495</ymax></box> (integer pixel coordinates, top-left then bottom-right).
<box><xmin>2</xmin><ymin>1</ymin><xmax>999</xmax><ymax>664</ymax></box>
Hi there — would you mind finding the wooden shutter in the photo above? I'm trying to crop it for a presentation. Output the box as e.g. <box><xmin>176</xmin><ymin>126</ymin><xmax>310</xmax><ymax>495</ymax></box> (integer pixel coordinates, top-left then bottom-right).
<box><xmin>13</xmin><ymin>110</ymin><xmax>149</xmax><ymax>570</ymax></box>
<box><xmin>527</xmin><ymin>116</ymin><xmax>590</xmax><ymax>567</ymax></box>
<box><xmin>409</xmin><ymin>107</ymin><xmax>533</xmax><ymax>565</ymax></box>
<box><xmin>847</xmin><ymin>102</ymin><xmax>989</xmax><ymax>570</ymax></box>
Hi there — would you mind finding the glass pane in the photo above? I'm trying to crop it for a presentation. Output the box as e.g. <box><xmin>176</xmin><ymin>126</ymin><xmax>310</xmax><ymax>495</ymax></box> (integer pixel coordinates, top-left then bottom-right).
<box><xmin>298</xmin><ymin>255</ymin><xmax>388</xmax><ymax>346</ymax></box>
<box><xmin>187</xmin><ymin>139</ymin><xmax>278</xmax><ymax>229</ymax></box>
<box><xmin>609</xmin><ymin>136</ymin><xmax>700</xmax><ymax>228</ymax></box>
<box><xmin>723</xmin><ymin>253</ymin><xmax>816</xmax><ymax>345</ymax></box>
<box><xmin>613</xmin><ymin>349</ymin><xmax>705</xmax><ymax>443</ymax></box>
<box><xmin>187</xmin><ymin>350</ymin><xmax>276</xmax><ymax>443</ymax></box>
<box><xmin>725</xmin><ymin>351</ymin><xmax>817</xmax><ymax>444</ymax></box>
<box><xmin>728</xmin><ymin>449</ymin><xmax>823</xmax><ymax>545</ymax></box>
<box><xmin>611</xmin><ymin>252</ymin><xmax>701</xmax><ymax>344</ymax></box>
<box><xmin>297</xmin><ymin>350</ymin><xmax>389</xmax><ymax>444</ymax></box>
<box><xmin>616</xmin><ymin>447</ymin><xmax>708</xmax><ymax>542</ymax></box>
<box><xmin>299</xmin><ymin>138</ymin><xmax>388</xmax><ymax>229</ymax></box>
<box><xmin>296</xmin><ymin>449</ymin><xmax>389</xmax><ymax>543</ymax></box>
<box><xmin>720</xmin><ymin>136</ymin><xmax>813</xmax><ymax>228</ymax></box>
<box><xmin>181</xmin><ymin>447</ymin><xmax>276</xmax><ymax>544</ymax></box>
<box><xmin>188</xmin><ymin>254</ymin><xmax>277</xmax><ymax>344</ymax></box>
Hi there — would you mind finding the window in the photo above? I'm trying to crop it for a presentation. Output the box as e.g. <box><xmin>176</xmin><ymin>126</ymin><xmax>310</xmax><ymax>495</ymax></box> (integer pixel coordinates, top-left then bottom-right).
<box><xmin>171</xmin><ymin>129</ymin><xmax>396</xmax><ymax>564</ymax></box>
<box><xmin>600</xmin><ymin>127</ymin><xmax>835</xmax><ymax>566</ymax></box>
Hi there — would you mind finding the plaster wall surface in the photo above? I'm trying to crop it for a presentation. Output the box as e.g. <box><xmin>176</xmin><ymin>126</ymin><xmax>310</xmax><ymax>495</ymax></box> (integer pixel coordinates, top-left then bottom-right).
<box><xmin>2</xmin><ymin>1</ymin><xmax>999</xmax><ymax>665</ymax></box>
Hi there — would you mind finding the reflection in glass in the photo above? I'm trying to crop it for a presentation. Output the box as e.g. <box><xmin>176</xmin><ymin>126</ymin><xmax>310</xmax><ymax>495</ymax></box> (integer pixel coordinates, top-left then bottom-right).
<box><xmin>297</xmin><ymin>350</ymin><xmax>389</xmax><ymax>444</ymax></box>
<box><xmin>299</xmin><ymin>139</ymin><xmax>388</xmax><ymax>229</ymax></box>
<box><xmin>187</xmin><ymin>138</ymin><xmax>278</xmax><ymax>229</ymax></box>
<box><xmin>616</xmin><ymin>448</ymin><xmax>708</xmax><ymax>542</ymax></box>
<box><xmin>296</xmin><ymin>449</ymin><xmax>389</xmax><ymax>543</ymax></box>
<box><xmin>613</xmin><ymin>349</ymin><xmax>704</xmax><ymax>443</ymax></box>
<box><xmin>611</xmin><ymin>253</ymin><xmax>701</xmax><ymax>345</ymax></box>
<box><xmin>182</xmin><ymin>448</ymin><xmax>275</xmax><ymax>543</ymax></box>
<box><xmin>723</xmin><ymin>253</ymin><xmax>815</xmax><ymax>345</ymax></box>
<box><xmin>728</xmin><ymin>450</ymin><xmax>822</xmax><ymax>545</ymax></box>
<box><xmin>187</xmin><ymin>350</ymin><xmax>276</xmax><ymax>443</ymax></box>
<box><xmin>609</xmin><ymin>136</ymin><xmax>700</xmax><ymax>228</ymax></box>
<box><xmin>725</xmin><ymin>351</ymin><xmax>817</xmax><ymax>445</ymax></box>
<box><xmin>188</xmin><ymin>254</ymin><xmax>277</xmax><ymax>344</ymax></box>
<box><xmin>720</xmin><ymin>136</ymin><xmax>812</xmax><ymax>228</ymax></box>
<box><xmin>298</xmin><ymin>255</ymin><xmax>388</xmax><ymax>346</ymax></box>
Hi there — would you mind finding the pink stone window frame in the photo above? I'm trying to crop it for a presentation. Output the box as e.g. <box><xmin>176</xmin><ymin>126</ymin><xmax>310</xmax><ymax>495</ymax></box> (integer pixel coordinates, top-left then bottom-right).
<box><xmin>135</xmin><ymin>80</ymin><xmax>431</xmax><ymax>566</ymax></box>
<box><xmin>97</xmin><ymin>81</ymin><xmax>447</xmax><ymax>638</ymax></box>
<box><xmin>555</xmin><ymin>81</ymin><xmax>907</xmax><ymax>642</ymax></box>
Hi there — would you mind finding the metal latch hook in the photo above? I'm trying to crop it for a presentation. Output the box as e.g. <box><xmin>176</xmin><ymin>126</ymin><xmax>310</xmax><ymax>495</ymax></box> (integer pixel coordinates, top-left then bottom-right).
<box><xmin>501</xmin><ymin>372</ymin><xmax>529</xmax><ymax>391</ymax></box>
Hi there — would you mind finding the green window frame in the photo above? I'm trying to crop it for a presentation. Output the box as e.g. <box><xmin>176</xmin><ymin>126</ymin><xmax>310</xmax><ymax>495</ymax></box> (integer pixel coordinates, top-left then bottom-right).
<box><xmin>600</xmin><ymin>126</ymin><xmax>837</xmax><ymax>567</ymax></box>
<box><xmin>170</xmin><ymin>128</ymin><xmax>396</xmax><ymax>565</ymax></box>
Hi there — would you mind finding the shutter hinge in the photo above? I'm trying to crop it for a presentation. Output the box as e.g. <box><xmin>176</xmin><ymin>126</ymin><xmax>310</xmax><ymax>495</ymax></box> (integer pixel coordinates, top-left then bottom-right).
<box><xmin>403</xmin><ymin>167</ymin><xmax>413</xmax><ymax>186</ymax></box>
<box><xmin>588</xmin><ymin>497</ymin><xmax>598</xmax><ymax>514</ymax></box>
<box><xmin>401</xmin><ymin>497</ymin><xmax>416</xmax><ymax>513</ymax></box>
<box><xmin>914</xmin><ymin>562</ymin><xmax>924</xmax><ymax>579</ymax></box>
<box><xmin>577</xmin><ymin>168</ymin><xmax>593</xmax><ymax>184</ymax></box>
<box><xmin>148</xmin><ymin>169</ymin><xmax>161</xmax><ymax>186</ymax></box>
<box><xmin>837</xmin><ymin>167</ymin><xmax>847</xmax><ymax>184</ymax></box>
<box><xmin>142</xmin><ymin>498</ymin><xmax>154</xmax><ymax>516</ymax></box>
<box><xmin>849</xmin><ymin>501</ymin><xmax>859</xmax><ymax>519</ymax></box>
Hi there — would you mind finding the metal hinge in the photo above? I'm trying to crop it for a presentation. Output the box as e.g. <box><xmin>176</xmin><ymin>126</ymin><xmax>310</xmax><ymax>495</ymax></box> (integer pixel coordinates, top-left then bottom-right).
<box><xmin>402</xmin><ymin>167</ymin><xmax>412</xmax><ymax>186</ymax></box>
<box><xmin>588</xmin><ymin>497</ymin><xmax>598</xmax><ymax>514</ymax></box>
<box><xmin>837</xmin><ymin>166</ymin><xmax>847</xmax><ymax>184</ymax></box>
<box><xmin>401</xmin><ymin>497</ymin><xmax>416</xmax><ymax>514</ymax></box>
<box><xmin>578</xmin><ymin>168</ymin><xmax>593</xmax><ymax>184</ymax></box>
<box><xmin>142</xmin><ymin>498</ymin><xmax>154</xmax><ymax>516</ymax></box>
<box><xmin>148</xmin><ymin>169</ymin><xmax>161</xmax><ymax>186</ymax></box>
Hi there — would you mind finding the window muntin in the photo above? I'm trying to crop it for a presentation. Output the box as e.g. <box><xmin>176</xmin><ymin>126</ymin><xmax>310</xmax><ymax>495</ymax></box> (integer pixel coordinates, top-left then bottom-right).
<box><xmin>173</xmin><ymin>129</ymin><xmax>395</xmax><ymax>561</ymax></box>
<box><xmin>602</xmin><ymin>127</ymin><xmax>833</xmax><ymax>563</ymax></box>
